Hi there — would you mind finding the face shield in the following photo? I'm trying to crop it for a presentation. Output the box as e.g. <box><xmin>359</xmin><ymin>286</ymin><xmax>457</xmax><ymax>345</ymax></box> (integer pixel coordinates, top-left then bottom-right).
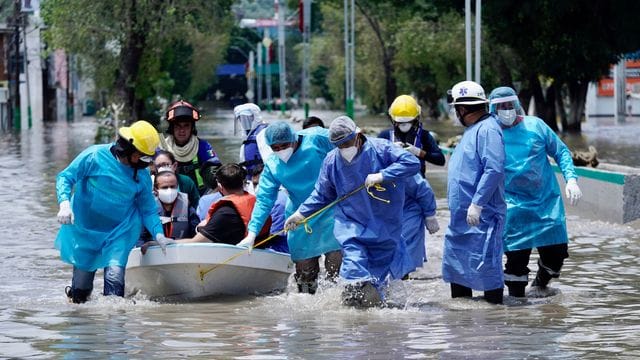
<box><xmin>489</xmin><ymin>95</ymin><xmax>525</xmax><ymax>126</ymax></box>
<box><xmin>236</xmin><ymin>113</ymin><xmax>255</xmax><ymax>133</ymax></box>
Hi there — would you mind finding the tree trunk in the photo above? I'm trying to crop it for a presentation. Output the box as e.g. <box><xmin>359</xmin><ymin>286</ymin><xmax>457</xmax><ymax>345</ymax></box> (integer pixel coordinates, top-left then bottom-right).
<box><xmin>565</xmin><ymin>80</ymin><xmax>588</xmax><ymax>133</ymax></box>
<box><xmin>556</xmin><ymin>84</ymin><xmax>568</xmax><ymax>131</ymax></box>
<box><xmin>530</xmin><ymin>75</ymin><xmax>558</xmax><ymax>131</ymax></box>
<box><xmin>114</xmin><ymin>0</ymin><xmax>147</xmax><ymax>123</ymax></box>
<box><xmin>355</xmin><ymin>1</ymin><xmax>396</xmax><ymax>109</ymax></box>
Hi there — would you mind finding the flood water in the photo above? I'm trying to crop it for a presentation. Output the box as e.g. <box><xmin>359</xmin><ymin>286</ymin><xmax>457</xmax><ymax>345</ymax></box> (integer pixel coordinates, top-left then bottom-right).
<box><xmin>1</xmin><ymin>109</ymin><xmax>639</xmax><ymax>359</ymax></box>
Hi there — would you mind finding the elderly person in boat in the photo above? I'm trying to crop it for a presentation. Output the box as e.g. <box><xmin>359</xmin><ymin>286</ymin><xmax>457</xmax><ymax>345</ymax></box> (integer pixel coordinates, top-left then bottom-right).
<box><xmin>237</xmin><ymin>121</ymin><xmax>342</xmax><ymax>295</ymax></box>
<box><xmin>55</xmin><ymin>121</ymin><xmax>172</xmax><ymax>303</ymax></box>
<box><xmin>154</xmin><ymin>163</ymin><xmax>272</xmax><ymax>247</ymax></box>
<box><xmin>488</xmin><ymin>86</ymin><xmax>582</xmax><ymax>298</ymax></box>
<box><xmin>285</xmin><ymin>116</ymin><xmax>420</xmax><ymax>307</ymax></box>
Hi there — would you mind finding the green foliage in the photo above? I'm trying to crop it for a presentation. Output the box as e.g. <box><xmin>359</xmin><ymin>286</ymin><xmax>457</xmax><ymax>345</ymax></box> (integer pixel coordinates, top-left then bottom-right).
<box><xmin>42</xmin><ymin>0</ymin><xmax>233</xmax><ymax>120</ymax></box>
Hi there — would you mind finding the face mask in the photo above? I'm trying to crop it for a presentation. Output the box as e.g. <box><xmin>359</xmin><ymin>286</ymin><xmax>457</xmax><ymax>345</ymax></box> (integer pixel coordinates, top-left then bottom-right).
<box><xmin>339</xmin><ymin>146</ymin><xmax>358</xmax><ymax>162</ymax></box>
<box><xmin>158</xmin><ymin>188</ymin><xmax>178</xmax><ymax>204</ymax></box>
<box><xmin>275</xmin><ymin>147</ymin><xmax>294</xmax><ymax>163</ymax></box>
<box><xmin>397</xmin><ymin>123</ymin><xmax>413</xmax><ymax>133</ymax></box>
<box><xmin>497</xmin><ymin>109</ymin><xmax>517</xmax><ymax>126</ymax></box>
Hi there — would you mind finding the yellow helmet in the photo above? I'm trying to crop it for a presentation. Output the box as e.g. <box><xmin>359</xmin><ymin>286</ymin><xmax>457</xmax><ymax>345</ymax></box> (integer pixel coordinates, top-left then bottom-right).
<box><xmin>118</xmin><ymin>121</ymin><xmax>160</xmax><ymax>156</ymax></box>
<box><xmin>388</xmin><ymin>95</ymin><xmax>421</xmax><ymax>122</ymax></box>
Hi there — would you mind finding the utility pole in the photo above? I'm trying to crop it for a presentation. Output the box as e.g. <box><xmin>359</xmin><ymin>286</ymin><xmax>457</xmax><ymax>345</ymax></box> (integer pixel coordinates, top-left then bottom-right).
<box><xmin>301</xmin><ymin>0</ymin><xmax>311</xmax><ymax>119</ymax></box>
<box><xmin>465</xmin><ymin>0</ymin><xmax>482</xmax><ymax>83</ymax></box>
<box><xmin>22</xmin><ymin>12</ymin><xmax>32</xmax><ymax>128</ymax></box>
<box><xmin>10</xmin><ymin>0</ymin><xmax>21</xmax><ymax>130</ymax></box>
<box><xmin>256</xmin><ymin>42</ymin><xmax>263</xmax><ymax>106</ymax></box>
<box><xmin>263</xmin><ymin>29</ymin><xmax>273</xmax><ymax>112</ymax></box>
<box><xmin>276</xmin><ymin>0</ymin><xmax>287</xmax><ymax>116</ymax></box>
<box><xmin>344</xmin><ymin>0</ymin><xmax>355</xmax><ymax>119</ymax></box>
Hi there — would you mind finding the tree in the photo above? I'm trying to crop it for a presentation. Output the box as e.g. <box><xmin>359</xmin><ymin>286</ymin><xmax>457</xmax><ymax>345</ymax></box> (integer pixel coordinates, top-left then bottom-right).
<box><xmin>42</xmin><ymin>0</ymin><xmax>233</xmax><ymax>122</ymax></box>
<box><xmin>485</xmin><ymin>0</ymin><xmax>640</xmax><ymax>132</ymax></box>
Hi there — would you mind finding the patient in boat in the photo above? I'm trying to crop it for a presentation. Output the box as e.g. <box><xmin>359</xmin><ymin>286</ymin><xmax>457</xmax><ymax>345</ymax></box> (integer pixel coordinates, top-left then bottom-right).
<box><xmin>171</xmin><ymin>163</ymin><xmax>272</xmax><ymax>247</ymax></box>
<box><xmin>139</xmin><ymin>169</ymin><xmax>200</xmax><ymax>249</ymax></box>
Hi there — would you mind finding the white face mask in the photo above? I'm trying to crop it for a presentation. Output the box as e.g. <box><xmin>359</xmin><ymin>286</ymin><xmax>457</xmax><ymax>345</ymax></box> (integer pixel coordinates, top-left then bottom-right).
<box><xmin>275</xmin><ymin>147</ymin><xmax>294</xmax><ymax>163</ymax></box>
<box><xmin>339</xmin><ymin>146</ymin><xmax>358</xmax><ymax>162</ymax></box>
<box><xmin>158</xmin><ymin>188</ymin><xmax>178</xmax><ymax>204</ymax></box>
<box><xmin>397</xmin><ymin>123</ymin><xmax>413</xmax><ymax>133</ymax></box>
<box><xmin>498</xmin><ymin>109</ymin><xmax>517</xmax><ymax>126</ymax></box>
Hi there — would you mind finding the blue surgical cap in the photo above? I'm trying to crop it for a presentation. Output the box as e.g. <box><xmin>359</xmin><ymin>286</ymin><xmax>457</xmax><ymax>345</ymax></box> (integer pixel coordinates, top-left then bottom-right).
<box><xmin>329</xmin><ymin>116</ymin><xmax>358</xmax><ymax>145</ymax></box>
<box><xmin>265</xmin><ymin>121</ymin><xmax>296</xmax><ymax>146</ymax></box>
<box><xmin>488</xmin><ymin>86</ymin><xmax>521</xmax><ymax>113</ymax></box>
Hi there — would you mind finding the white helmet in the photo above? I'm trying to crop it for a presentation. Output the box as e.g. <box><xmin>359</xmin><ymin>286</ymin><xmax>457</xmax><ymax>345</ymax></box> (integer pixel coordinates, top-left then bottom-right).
<box><xmin>450</xmin><ymin>81</ymin><xmax>489</xmax><ymax>106</ymax></box>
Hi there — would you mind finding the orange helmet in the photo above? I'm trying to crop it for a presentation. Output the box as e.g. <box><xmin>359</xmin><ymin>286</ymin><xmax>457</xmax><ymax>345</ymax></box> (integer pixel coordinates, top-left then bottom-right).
<box><xmin>165</xmin><ymin>100</ymin><xmax>201</xmax><ymax>122</ymax></box>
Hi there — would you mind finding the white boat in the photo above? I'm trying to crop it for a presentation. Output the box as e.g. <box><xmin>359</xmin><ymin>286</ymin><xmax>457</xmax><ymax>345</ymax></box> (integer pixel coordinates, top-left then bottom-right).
<box><xmin>125</xmin><ymin>243</ymin><xmax>294</xmax><ymax>301</ymax></box>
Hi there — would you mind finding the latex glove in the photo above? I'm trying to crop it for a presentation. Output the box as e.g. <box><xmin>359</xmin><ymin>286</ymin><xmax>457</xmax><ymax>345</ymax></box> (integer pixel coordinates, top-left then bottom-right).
<box><xmin>155</xmin><ymin>233</ymin><xmax>175</xmax><ymax>255</ymax></box>
<box><xmin>365</xmin><ymin>173</ymin><xmax>384</xmax><ymax>187</ymax></box>
<box><xmin>466</xmin><ymin>203</ymin><xmax>483</xmax><ymax>227</ymax></box>
<box><xmin>285</xmin><ymin>211</ymin><xmax>305</xmax><ymax>231</ymax></box>
<box><xmin>565</xmin><ymin>178</ymin><xmax>582</xmax><ymax>206</ymax></box>
<box><xmin>57</xmin><ymin>200</ymin><xmax>74</xmax><ymax>224</ymax></box>
<box><xmin>237</xmin><ymin>231</ymin><xmax>257</xmax><ymax>253</ymax></box>
<box><xmin>402</xmin><ymin>143</ymin><xmax>422</xmax><ymax>157</ymax></box>
<box><xmin>425</xmin><ymin>216</ymin><xmax>440</xmax><ymax>234</ymax></box>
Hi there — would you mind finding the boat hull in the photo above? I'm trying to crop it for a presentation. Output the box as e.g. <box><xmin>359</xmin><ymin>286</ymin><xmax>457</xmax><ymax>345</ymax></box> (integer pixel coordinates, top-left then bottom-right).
<box><xmin>125</xmin><ymin>243</ymin><xmax>294</xmax><ymax>301</ymax></box>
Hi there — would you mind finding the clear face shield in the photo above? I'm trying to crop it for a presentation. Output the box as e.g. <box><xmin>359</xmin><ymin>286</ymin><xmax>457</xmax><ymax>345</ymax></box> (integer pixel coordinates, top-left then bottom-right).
<box><xmin>489</xmin><ymin>95</ymin><xmax>525</xmax><ymax>126</ymax></box>
<box><xmin>235</xmin><ymin>112</ymin><xmax>255</xmax><ymax>135</ymax></box>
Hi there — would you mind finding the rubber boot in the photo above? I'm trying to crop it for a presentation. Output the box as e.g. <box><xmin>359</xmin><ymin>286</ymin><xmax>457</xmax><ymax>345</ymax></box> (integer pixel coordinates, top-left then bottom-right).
<box><xmin>296</xmin><ymin>279</ymin><xmax>318</xmax><ymax>295</ymax></box>
<box><xmin>450</xmin><ymin>283</ymin><xmax>472</xmax><ymax>298</ymax></box>
<box><xmin>65</xmin><ymin>286</ymin><xmax>92</xmax><ymax>304</ymax></box>
<box><xmin>505</xmin><ymin>281</ymin><xmax>527</xmax><ymax>298</ymax></box>
<box><xmin>531</xmin><ymin>267</ymin><xmax>553</xmax><ymax>289</ymax></box>
<box><xmin>483</xmin><ymin>288</ymin><xmax>504</xmax><ymax>305</ymax></box>
<box><xmin>342</xmin><ymin>282</ymin><xmax>382</xmax><ymax>308</ymax></box>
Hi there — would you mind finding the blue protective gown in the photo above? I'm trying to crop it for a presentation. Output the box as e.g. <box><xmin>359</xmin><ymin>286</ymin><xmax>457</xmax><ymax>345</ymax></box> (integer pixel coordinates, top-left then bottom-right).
<box><xmin>403</xmin><ymin>174</ymin><xmax>437</xmax><ymax>272</ymax></box>
<box><xmin>247</xmin><ymin>127</ymin><xmax>341</xmax><ymax>261</ymax></box>
<box><xmin>502</xmin><ymin>116</ymin><xmax>576</xmax><ymax>252</ymax></box>
<box><xmin>55</xmin><ymin>144</ymin><xmax>163</xmax><ymax>272</ymax></box>
<box><xmin>443</xmin><ymin>115</ymin><xmax>506</xmax><ymax>291</ymax></box>
<box><xmin>298</xmin><ymin>137</ymin><xmax>420</xmax><ymax>286</ymax></box>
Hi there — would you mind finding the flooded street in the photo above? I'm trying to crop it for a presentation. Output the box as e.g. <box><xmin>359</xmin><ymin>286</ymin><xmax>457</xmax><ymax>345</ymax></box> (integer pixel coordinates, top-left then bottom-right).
<box><xmin>1</xmin><ymin>111</ymin><xmax>639</xmax><ymax>358</ymax></box>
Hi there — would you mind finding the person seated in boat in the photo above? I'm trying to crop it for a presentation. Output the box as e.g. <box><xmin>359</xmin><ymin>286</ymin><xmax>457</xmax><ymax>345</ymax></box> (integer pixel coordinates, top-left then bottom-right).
<box><xmin>251</xmin><ymin>163</ymin><xmax>289</xmax><ymax>253</ymax></box>
<box><xmin>152</xmin><ymin>150</ymin><xmax>202</xmax><ymax>207</ymax></box>
<box><xmin>159</xmin><ymin>100</ymin><xmax>219</xmax><ymax>195</ymax></box>
<box><xmin>139</xmin><ymin>169</ymin><xmax>200</xmax><ymax>249</ymax></box>
<box><xmin>169</xmin><ymin>163</ymin><xmax>272</xmax><ymax>247</ymax></box>
<box><xmin>196</xmin><ymin>159</ymin><xmax>223</xmax><ymax>221</ymax></box>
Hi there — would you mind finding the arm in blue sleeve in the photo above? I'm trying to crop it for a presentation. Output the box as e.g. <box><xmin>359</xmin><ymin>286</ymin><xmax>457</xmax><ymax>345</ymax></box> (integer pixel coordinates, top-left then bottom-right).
<box><xmin>56</xmin><ymin>146</ymin><xmax>95</xmax><ymax>203</ymax></box>
<box><xmin>378</xmin><ymin>128</ymin><xmax>391</xmax><ymax>140</ymax></box>
<box><xmin>406</xmin><ymin>174</ymin><xmax>437</xmax><ymax>217</ymax></box>
<box><xmin>472</xmin><ymin>126</ymin><xmax>505</xmax><ymax>207</ymax></box>
<box><xmin>298</xmin><ymin>159</ymin><xmax>337</xmax><ymax>217</ymax></box>
<box><xmin>540</xmin><ymin>120</ymin><xmax>577</xmax><ymax>181</ymax></box>
<box><xmin>138</xmin><ymin>173</ymin><xmax>163</xmax><ymax>236</ymax></box>
<box><xmin>421</xmin><ymin>131</ymin><xmax>446</xmax><ymax>166</ymax></box>
<box><xmin>247</xmin><ymin>165</ymin><xmax>281</xmax><ymax>234</ymax></box>
<box><xmin>379</xmin><ymin>140</ymin><xmax>421</xmax><ymax>181</ymax></box>
<box><xmin>198</xmin><ymin>138</ymin><xmax>218</xmax><ymax>162</ymax></box>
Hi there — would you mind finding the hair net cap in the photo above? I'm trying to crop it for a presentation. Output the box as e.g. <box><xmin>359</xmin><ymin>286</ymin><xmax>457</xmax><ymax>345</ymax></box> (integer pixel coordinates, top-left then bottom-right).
<box><xmin>488</xmin><ymin>87</ymin><xmax>517</xmax><ymax>102</ymax></box>
<box><xmin>265</xmin><ymin>121</ymin><xmax>296</xmax><ymax>146</ymax></box>
<box><xmin>329</xmin><ymin>116</ymin><xmax>359</xmax><ymax>145</ymax></box>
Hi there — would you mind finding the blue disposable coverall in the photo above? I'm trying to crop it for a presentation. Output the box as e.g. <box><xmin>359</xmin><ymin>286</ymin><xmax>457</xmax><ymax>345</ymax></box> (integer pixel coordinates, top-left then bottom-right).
<box><xmin>403</xmin><ymin>174</ymin><xmax>437</xmax><ymax>272</ymax></box>
<box><xmin>502</xmin><ymin>116</ymin><xmax>576</xmax><ymax>251</ymax></box>
<box><xmin>442</xmin><ymin>115</ymin><xmax>506</xmax><ymax>291</ymax></box>
<box><xmin>56</xmin><ymin>144</ymin><xmax>163</xmax><ymax>271</ymax></box>
<box><xmin>297</xmin><ymin>137</ymin><xmax>420</xmax><ymax>287</ymax></box>
<box><xmin>247</xmin><ymin>127</ymin><xmax>340</xmax><ymax>261</ymax></box>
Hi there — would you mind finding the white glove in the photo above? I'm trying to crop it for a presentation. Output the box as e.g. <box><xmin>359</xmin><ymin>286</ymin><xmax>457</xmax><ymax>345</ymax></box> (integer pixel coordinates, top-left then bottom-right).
<box><xmin>401</xmin><ymin>142</ymin><xmax>421</xmax><ymax>156</ymax></box>
<box><xmin>466</xmin><ymin>203</ymin><xmax>482</xmax><ymax>227</ymax></box>
<box><xmin>155</xmin><ymin>233</ymin><xmax>175</xmax><ymax>255</ymax></box>
<box><xmin>237</xmin><ymin>231</ymin><xmax>257</xmax><ymax>253</ymax></box>
<box><xmin>284</xmin><ymin>211</ymin><xmax>305</xmax><ymax>231</ymax></box>
<box><xmin>426</xmin><ymin>216</ymin><xmax>439</xmax><ymax>234</ymax></box>
<box><xmin>57</xmin><ymin>200</ymin><xmax>74</xmax><ymax>224</ymax></box>
<box><xmin>565</xmin><ymin>178</ymin><xmax>582</xmax><ymax>206</ymax></box>
<box><xmin>365</xmin><ymin>173</ymin><xmax>384</xmax><ymax>187</ymax></box>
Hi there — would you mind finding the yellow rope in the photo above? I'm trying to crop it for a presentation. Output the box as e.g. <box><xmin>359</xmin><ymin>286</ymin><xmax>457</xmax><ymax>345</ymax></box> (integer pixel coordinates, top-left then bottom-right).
<box><xmin>198</xmin><ymin>181</ymin><xmax>393</xmax><ymax>280</ymax></box>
